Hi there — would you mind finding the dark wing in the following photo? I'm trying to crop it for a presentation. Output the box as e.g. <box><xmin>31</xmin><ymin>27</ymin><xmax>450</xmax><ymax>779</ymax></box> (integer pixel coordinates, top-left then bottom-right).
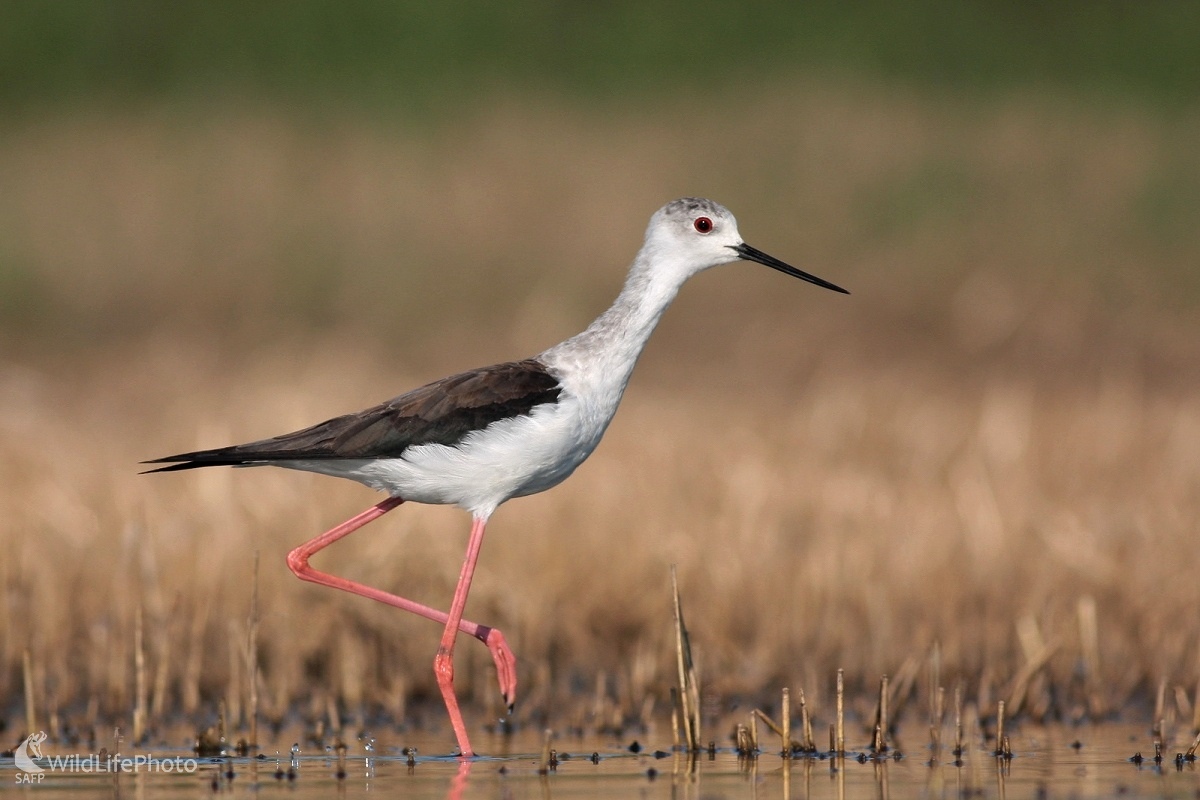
<box><xmin>142</xmin><ymin>358</ymin><xmax>562</xmax><ymax>472</ymax></box>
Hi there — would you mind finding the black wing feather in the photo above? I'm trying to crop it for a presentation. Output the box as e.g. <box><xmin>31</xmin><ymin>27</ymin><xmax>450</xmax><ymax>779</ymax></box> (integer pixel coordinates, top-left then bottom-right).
<box><xmin>143</xmin><ymin>359</ymin><xmax>561</xmax><ymax>472</ymax></box>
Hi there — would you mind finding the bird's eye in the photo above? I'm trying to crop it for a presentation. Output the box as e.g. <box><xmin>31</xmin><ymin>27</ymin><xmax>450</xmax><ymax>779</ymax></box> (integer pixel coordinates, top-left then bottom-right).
<box><xmin>693</xmin><ymin>217</ymin><xmax>713</xmax><ymax>234</ymax></box>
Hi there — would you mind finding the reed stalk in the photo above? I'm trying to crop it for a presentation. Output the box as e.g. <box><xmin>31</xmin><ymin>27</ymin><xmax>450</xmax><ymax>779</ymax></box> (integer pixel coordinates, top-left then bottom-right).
<box><xmin>876</xmin><ymin>674</ymin><xmax>889</xmax><ymax>752</ymax></box>
<box><xmin>538</xmin><ymin>729</ymin><xmax>553</xmax><ymax>774</ymax></box>
<box><xmin>835</xmin><ymin>668</ymin><xmax>844</xmax><ymax>755</ymax></box>
<box><xmin>1185</xmin><ymin>731</ymin><xmax>1199</xmax><ymax>759</ymax></box>
<box><xmin>994</xmin><ymin>700</ymin><xmax>1011</xmax><ymax>757</ymax></box>
<box><xmin>23</xmin><ymin>648</ymin><xmax>36</xmax><ymax>736</ymax></box>
<box><xmin>1194</xmin><ymin>675</ymin><xmax>1200</xmax><ymax>735</ymax></box>
<box><xmin>1078</xmin><ymin>595</ymin><xmax>1104</xmax><ymax>715</ymax></box>
<box><xmin>248</xmin><ymin>552</ymin><xmax>260</xmax><ymax>751</ymax></box>
<box><xmin>799</xmin><ymin>688</ymin><xmax>814</xmax><ymax>751</ymax></box>
<box><xmin>954</xmin><ymin>682</ymin><xmax>964</xmax><ymax>757</ymax></box>
<box><xmin>133</xmin><ymin>605</ymin><xmax>146</xmax><ymax>742</ymax></box>
<box><xmin>670</xmin><ymin>566</ymin><xmax>700</xmax><ymax>752</ymax></box>
<box><xmin>781</xmin><ymin>687</ymin><xmax>791</xmax><ymax>757</ymax></box>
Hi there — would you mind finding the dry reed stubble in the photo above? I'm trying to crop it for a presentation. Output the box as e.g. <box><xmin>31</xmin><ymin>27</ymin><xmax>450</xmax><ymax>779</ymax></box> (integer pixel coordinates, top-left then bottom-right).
<box><xmin>3</xmin><ymin>315</ymin><xmax>1200</xmax><ymax>740</ymax></box>
<box><xmin>2</xmin><ymin>87</ymin><xmax>1199</xmax><ymax>740</ymax></box>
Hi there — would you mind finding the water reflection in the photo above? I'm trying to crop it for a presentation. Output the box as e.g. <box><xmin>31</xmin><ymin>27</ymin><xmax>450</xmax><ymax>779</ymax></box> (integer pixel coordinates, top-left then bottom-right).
<box><xmin>446</xmin><ymin>759</ymin><xmax>471</xmax><ymax>800</ymax></box>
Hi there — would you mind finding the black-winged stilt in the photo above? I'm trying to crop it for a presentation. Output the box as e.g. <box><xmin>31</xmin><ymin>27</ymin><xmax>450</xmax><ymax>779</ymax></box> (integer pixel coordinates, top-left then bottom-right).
<box><xmin>145</xmin><ymin>197</ymin><xmax>847</xmax><ymax>757</ymax></box>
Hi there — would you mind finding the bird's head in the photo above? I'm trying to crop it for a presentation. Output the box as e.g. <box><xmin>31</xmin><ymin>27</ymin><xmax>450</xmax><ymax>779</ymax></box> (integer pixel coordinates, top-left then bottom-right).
<box><xmin>645</xmin><ymin>197</ymin><xmax>848</xmax><ymax>294</ymax></box>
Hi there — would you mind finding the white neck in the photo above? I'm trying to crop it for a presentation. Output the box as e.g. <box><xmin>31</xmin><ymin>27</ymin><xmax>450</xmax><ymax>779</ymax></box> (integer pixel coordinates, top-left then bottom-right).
<box><xmin>542</xmin><ymin>245</ymin><xmax>688</xmax><ymax>392</ymax></box>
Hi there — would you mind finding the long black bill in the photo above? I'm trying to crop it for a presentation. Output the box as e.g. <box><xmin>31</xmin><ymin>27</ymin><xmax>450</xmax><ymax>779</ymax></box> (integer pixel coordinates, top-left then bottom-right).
<box><xmin>732</xmin><ymin>243</ymin><xmax>849</xmax><ymax>294</ymax></box>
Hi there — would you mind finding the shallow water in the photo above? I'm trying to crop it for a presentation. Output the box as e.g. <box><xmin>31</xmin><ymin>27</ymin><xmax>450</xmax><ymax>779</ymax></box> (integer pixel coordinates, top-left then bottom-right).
<box><xmin>6</xmin><ymin>721</ymin><xmax>1199</xmax><ymax>798</ymax></box>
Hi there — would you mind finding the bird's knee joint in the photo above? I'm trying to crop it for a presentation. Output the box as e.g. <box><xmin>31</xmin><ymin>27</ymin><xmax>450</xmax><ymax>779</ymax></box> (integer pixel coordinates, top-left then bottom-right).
<box><xmin>434</xmin><ymin>651</ymin><xmax>454</xmax><ymax>683</ymax></box>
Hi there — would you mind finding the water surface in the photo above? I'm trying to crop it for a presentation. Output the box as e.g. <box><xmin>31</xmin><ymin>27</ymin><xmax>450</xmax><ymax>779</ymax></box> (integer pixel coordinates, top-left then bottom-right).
<box><xmin>7</xmin><ymin>720</ymin><xmax>1198</xmax><ymax>798</ymax></box>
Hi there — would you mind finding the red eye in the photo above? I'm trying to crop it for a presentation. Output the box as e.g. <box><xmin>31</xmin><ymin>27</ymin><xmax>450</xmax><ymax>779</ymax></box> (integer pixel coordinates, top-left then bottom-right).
<box><xmin>693</xmin><ymin>217</ymin><xmax>713</xmax><ymax>234</ymax></box>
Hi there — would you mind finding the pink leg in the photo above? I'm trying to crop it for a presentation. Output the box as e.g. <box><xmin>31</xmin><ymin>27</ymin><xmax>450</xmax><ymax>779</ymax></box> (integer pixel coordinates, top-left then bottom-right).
<box><xmin>433</xmin><ymin>513</ymin><xmax>491</xmax><ymax>757</ymax></box>
<box><xmin>284</xmin><ymin>498</ymin><xmax>517</xmax><ymax>733</ymax></box>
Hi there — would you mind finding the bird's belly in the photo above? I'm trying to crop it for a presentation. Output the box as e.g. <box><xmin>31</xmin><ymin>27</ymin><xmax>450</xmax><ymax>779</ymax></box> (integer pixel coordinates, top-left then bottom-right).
<box><xmin>292</xmin><ymin>400</ymin><xmax>606</xmax><ymax>516</ymax></box>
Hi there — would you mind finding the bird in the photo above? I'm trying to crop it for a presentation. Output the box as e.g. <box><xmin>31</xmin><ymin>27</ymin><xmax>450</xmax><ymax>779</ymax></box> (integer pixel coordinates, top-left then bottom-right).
<box><xmin>144</xmin><ymin>197</ymin><xmax>847</xmax><ymax>757</ymax></box>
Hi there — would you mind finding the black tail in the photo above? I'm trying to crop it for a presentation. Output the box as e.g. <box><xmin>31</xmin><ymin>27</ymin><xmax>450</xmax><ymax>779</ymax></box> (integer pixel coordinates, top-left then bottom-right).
<box><xmin>140</xmin><ymin>449</ymin><xmax>260</xmax><ymax>474</ymax></box>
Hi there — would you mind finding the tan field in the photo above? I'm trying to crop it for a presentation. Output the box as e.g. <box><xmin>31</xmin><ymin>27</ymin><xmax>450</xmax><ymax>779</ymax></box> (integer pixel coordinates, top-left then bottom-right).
<box><xmin>2</xmin><ymin>81</ymin><xmax>1199</xmax><ymax>744</ymax></box>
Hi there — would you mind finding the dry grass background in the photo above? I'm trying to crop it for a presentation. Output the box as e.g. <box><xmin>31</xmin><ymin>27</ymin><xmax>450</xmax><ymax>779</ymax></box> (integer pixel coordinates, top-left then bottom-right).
<box><xmin>2</xmin><ymin>82</ymin><xmax>1199</xmax><ymax>743</ymax></box>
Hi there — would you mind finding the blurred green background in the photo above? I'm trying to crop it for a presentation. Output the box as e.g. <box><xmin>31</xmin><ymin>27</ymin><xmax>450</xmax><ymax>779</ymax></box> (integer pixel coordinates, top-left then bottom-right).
<box><xmin>4</xmin><ymin>1</ymin><xmax>1199</xmax><ymax>110</ymax></box>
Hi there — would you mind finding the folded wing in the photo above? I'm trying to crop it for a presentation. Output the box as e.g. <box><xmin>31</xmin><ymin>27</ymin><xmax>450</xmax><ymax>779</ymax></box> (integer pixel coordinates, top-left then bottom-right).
<box><xmin>143</xmin><ymin>359</ymin><xmax>562</xmax><ymax>472</ymax></box>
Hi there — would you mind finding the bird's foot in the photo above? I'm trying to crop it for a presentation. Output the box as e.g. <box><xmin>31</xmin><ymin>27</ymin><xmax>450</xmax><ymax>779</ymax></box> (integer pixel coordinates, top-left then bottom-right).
<box><xmin>480</xmin><ymin>627</ymin><xmax>517</xmax><ymax>711</ymax></box>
